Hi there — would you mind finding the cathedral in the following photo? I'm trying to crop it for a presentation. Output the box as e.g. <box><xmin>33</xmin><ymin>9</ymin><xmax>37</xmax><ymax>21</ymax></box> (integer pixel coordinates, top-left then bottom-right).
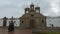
<box><xmin>20</xmin><ymin>3</ymin><xmax>46</xmax><ymax>29</ymax></box>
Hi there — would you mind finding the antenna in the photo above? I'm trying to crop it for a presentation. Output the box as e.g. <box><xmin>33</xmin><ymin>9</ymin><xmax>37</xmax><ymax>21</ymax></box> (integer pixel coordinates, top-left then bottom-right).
<box><xmin>27</xmin><ymin>6</ymin><xmax>29</xmax><ymax>8</ymax></box>
<box><xmin>36</xmin><ymin>3</ymin><xmax>39</xmax><ymax>7</ymax></box>
<box><xmin>31</xmin><ymin>2</ymin><xmax>34</xmax><ymax>5</ymax></box>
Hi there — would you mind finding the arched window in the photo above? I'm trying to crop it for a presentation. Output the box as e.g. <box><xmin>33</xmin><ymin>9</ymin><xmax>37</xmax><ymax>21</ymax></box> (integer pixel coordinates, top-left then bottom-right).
<box><xmin>31</xmin><ymin>14</ymin><xmax>34</xmax><ymax>17</ymax></box>
<box><xmin>42</xmin><ymin>20</ymin><xmax>44</xmax><ymax>23</ymax></box>
<box><xmin>22</xmin><ymin>21</ymin><xmax>23</xmax><ymax>23</ymax></box>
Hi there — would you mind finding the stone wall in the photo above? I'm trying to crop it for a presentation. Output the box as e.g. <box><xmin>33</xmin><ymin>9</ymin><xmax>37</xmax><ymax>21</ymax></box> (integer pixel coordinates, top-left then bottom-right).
<box><xmin>33</xmin><ymin>27</ymin><xmax>60</xmax><ymax>32</ymax></box>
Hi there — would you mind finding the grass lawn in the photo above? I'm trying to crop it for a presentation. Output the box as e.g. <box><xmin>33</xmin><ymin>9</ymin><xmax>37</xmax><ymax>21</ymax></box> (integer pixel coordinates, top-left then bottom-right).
<box><xmin>36</xmin><ymin>32</ymin><xmax>60</xmax><ymax>34</ymax></box>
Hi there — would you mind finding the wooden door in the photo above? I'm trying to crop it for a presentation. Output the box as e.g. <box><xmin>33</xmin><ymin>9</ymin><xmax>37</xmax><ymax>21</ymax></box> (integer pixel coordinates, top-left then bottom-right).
<box><xmin>30</xmin><ymin>20</ymin><xmax>35</xmax><ymax>28</ymax></box>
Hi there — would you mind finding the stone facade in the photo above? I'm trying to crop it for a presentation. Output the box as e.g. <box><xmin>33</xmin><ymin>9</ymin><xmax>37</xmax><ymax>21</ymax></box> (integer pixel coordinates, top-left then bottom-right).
<box><xmin>20</xmin><ymin>3</ymin><xmax>46</xmax><ymax>29</ymax></box>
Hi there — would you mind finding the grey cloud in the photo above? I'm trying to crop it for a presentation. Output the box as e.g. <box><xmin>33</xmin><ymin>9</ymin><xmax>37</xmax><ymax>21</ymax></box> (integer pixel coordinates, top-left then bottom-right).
<box><xmin>0</xmin><ymin>0</ymin><xmax>60</xmax><ymax>18</ymax></box>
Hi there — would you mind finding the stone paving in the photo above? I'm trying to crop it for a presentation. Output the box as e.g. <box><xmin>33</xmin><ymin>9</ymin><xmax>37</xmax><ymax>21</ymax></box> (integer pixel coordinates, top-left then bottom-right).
<box><xmin>0</xmin><ymin>27</ymin><xmax>32</xmax><ymax>34</ymax></box>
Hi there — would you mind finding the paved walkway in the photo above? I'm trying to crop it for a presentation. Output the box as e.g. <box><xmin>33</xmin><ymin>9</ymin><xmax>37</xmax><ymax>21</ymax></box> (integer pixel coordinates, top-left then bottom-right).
<box><xmin>0</xmin><ymin>27</ymin><xmax>32</xmax><ymax>34</ymax></box>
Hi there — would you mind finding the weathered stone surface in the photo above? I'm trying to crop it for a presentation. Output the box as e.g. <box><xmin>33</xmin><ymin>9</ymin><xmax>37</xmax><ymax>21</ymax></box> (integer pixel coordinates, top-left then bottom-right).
<box><xmin>0</xmin><ymin>27</ymin><xmax>32</xmax><ymax>34</ymax></box>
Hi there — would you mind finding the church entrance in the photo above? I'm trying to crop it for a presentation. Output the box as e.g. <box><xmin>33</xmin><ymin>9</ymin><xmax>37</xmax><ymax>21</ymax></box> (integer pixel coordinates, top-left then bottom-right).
<box><xmin>30</xmin><ymin>20</ymin><xmax>35</xmax><ymax>28</ymax></box>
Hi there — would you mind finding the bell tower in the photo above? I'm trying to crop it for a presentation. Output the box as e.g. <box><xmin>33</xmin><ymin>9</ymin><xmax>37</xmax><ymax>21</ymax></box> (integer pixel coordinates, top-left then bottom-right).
<box><xmin>25</xmin><ymin>7</ymin><xmax>29</xmax><ymax>14</ymax></box>
<box><xmin>30</xmin><ymin>3</ymin><xmax>34</xmax><ymax>10</ymax></box>
<box><xmin>35</xmin><ymin>6</ymin><xmax>40</xmax><ymax>13</ymax></box>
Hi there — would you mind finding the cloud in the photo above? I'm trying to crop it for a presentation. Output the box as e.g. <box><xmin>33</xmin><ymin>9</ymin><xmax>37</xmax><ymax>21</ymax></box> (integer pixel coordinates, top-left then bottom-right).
<box><xmin>0</xmin><ymin>0</ymin><xmax>60</xmax><ymax>18</ymax></box>
<box><xmin>50</xmin><ymin>0</ymin><xmax>60</xmax><ymax>16</ymax></box>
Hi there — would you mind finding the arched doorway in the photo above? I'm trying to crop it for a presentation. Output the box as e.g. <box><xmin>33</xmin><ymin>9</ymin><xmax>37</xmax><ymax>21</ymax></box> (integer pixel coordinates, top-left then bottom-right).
<box><xmin>30</xmin><ymin>20</ymin><xmax>35</xmax><ymax>28</ymax></box>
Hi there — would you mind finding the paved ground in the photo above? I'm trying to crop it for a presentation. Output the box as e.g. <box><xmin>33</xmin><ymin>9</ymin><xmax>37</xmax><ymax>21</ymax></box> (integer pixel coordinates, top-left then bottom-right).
<box><xmin>0</xmin><ymin>27</ymin><xmax>32</xmax><ymax>34</ymax></box>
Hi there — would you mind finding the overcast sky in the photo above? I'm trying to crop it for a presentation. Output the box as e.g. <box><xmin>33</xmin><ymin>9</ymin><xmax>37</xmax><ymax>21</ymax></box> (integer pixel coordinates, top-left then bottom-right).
<box><xmin>0</xmin><ymin>0</ymin><xmax>60</xmax><ymax>18</ymax></box>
